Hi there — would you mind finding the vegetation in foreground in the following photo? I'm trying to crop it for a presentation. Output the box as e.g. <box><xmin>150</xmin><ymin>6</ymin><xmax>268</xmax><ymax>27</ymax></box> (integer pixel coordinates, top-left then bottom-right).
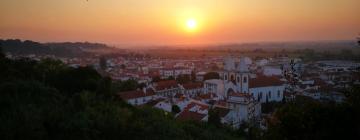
<box><xmin>0</xmin><ymin>48</ymin><xmax>240</xmax><ymax>140</ymax></box>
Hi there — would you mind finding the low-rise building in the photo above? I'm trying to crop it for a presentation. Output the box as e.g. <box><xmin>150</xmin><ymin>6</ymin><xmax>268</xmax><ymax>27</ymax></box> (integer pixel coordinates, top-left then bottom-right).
<box><xmin>181</xmin><ymin>82</ymin><xmax>203</xmax><ymax>97</ymax></box>
<box><xmin>204</xmin><ymin>79</ymin><xmax>225</xmax><ymax>98</ymax></box>
<box><xmin>117</xmin><ymin>89</ymin><xmax>157</xmax><ymax>106</ymax></box>
<box><xmin>152</xmin><ymin>80</ymin><xmax>182</xmax><ymax>97</ymax></box>
<box><xmin>227</xmin><ymin>93</ymin><xmax>261</xmax><ymax>128</ymax></box>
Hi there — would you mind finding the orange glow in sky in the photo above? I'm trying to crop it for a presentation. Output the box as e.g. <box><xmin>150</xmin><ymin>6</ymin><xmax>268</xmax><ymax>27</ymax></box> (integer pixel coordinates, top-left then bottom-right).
<box><xmin>0</xmin><ymin>0</ymin><xmax>359</xmax><ymax>45</ymax></box>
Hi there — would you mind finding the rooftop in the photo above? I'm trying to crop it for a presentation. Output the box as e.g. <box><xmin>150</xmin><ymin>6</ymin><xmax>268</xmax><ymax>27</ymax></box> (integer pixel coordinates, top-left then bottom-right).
<box><xmin>249</xmin><ymin>75</ymin><xmax>284</xmax><ymax>88</ymax></box>
<box><xmin>182</xmin><ymin>82</ymin><xmax>203</xmax><ymax>90</ymax></box>
<box><xmin>117</xmin><ymin>89</ymin><xmax>155</xmax><ymax>100</ymax></box>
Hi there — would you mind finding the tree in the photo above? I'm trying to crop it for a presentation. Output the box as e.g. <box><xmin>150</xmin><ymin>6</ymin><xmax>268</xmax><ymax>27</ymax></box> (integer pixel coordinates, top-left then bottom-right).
<box><xmin>152</xmin><ymin>76</ymin><xmax>161</xmax><ymax>82</ymax></box>
<box><xmin>167</xmin><ymin>76</ymin><xmax>175</xmax><ymax>80</ymax></box>
<box><xmin>208</xmin><ymin>108</ymin><xmax>221</xmax><ymax>127</ymax></box>
<box><xmin>0</xmin><ymin>46</ymin><xmax>4</xmax><ymax>58</ymax></box>
<box><xmin>203</xmin><ymin>72</ymin><xmax>220</xmax><ymax>81</ymax></box>
<box><xmin>176</xmin><ymin>74</ymin><xmax>191</xmax><ymax>84</ymax></box>
<box><xmin>340</xmin><ymin>49</ymin><xmax>353</xmax><ymax>60</ymax></box>
<box><xmin>191</xmin><ymin>71</ymin><xmax>196</xmax><ymax>82</ymax></box>
<box><xmin>114</xmin><ymin>79</ymin><xmax>139</xmax><ymax>92</ymax></box>
<box><xmin>171</xmin><ymin>105</ymin><xmax>181</xmax><ymax>114</ymax></box>
<box><xmin>120</xmin><ymin>64</ymin><xmax>126</xmax><ymax>69</ymax></box>
<box><xmin>0</xmin><ymin>57</ymin><xmax>243</xmax><ymax>140</ymax></box>
<box><xmin>264</xmin><ymin>95</ymin><xmax>360</xmax><ymax>139</ymax></box>
<box><xmin>52</xmin><ymin>66</ymin><xmax>102</xmax><ymax>95</ymax></box>
<box><xmin>99</xmin><ymin>56</ymin><xmax>107</xmax><ymax>70</ymax></box>
<box><xmin>301</xmin><ymin>49</ymin><xmax>315</xmax><ymax>62</ymax></box>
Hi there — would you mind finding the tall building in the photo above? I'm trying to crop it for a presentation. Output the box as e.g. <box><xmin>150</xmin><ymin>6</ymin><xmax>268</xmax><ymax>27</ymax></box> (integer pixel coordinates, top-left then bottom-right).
<box><xmin>222</xmin><ymin>56</ymin><xmax>285</xmax><ymax>103</ymax></box>
<box><xmin>223</xmin><ymin>56</ymin><xmax>250</xmax><ymax>96</ymax></box>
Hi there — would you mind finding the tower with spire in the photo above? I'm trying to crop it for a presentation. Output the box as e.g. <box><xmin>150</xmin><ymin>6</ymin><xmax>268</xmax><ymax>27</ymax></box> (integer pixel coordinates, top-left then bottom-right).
<box><xmin>223</xmin><ymin>56</ymin><xmax>250</xmax><ymax>97</ymax></box>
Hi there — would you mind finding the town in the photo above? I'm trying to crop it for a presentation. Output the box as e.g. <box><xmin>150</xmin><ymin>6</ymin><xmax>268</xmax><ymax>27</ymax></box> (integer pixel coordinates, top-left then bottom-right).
<box><xmin>6</xmin><ymin>45</ymin><xmax>359</xmax><ymax>129</ymax></box>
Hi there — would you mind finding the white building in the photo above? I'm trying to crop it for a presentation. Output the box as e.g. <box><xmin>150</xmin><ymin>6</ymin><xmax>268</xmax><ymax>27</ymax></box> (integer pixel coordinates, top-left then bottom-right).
<box><xmin>151</xmin><ymin>80</ymin><xmax>182</xmax><ymax>97</ymax></box>
<box><xmin>248</xmin><ymin>75</ymin><xmax>285</xmax><ymax>103</ymax></box>
<box><xmin>196</xmin><ymin>71</ymin><xmax>207</xmax><ymax>81</ymax></box>
<box><xmin>263</xmin><ymin>66</ymin><xmax>282</xmax><ymax>76</ymax></box>
<box><xmin>159</xmin><ymin>68</ymin><xmax>192</xmax><ymax>79</ymax></box>
<box><xmin>227</xmin><ymin>93</ymin><xmax>261</xmax><ymax>128</ymax></box>
<box><xmin>204</xmin><ymin>79</ymin><xmax>225</xmax><ymax>98</ymax></box>
<box><xmin>180</xmin><ymin>82</ymin><xmax>203</xmax><ymax>97</ymax></box>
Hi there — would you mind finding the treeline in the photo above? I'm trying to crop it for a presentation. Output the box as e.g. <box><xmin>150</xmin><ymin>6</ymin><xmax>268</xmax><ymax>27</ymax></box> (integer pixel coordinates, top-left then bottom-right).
<box><xmin>295</xmin><ymin>48</ymin><xmax>360</xmax><ymax>62</ymax></box>
<box><xmin>0</xmin><ymin>48</ymin><xmax>240</xmax><ymax>140</ymax></box>
<box><xmin>243</xmin><ymin>91</ymin><xmax>360</xmax><ymax>140</ymax></box>
<box><xmin>0</xmin><ymin>39</ymin><xmax>115</xmax><ymax>57</ymax></box>
<box><xmin>265</xmin><ymin>95</ymin><xmax>360</xmax><ymax>139</ymax></box>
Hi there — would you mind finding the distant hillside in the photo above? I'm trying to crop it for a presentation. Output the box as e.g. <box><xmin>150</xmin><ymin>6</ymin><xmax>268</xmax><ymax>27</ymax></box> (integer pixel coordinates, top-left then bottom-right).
<box><xmin>0</xmin><ymin>39</ymin><xmax>123</xmax><ymax>57</ymax></box>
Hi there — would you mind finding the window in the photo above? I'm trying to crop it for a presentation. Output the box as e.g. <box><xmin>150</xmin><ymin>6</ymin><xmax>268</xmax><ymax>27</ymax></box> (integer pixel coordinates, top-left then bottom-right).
<box><xmin>237</xmin><ymin>76</ymin><xmax>240</xmax><ymax>83</ymax></box>
<box><xmin>243</xmin><ymin>77</ymin><xmax>247</xmax><ymax>83</ymax></box>
<box><xmin>230</xmin><ymin>75</ymin><xmax>235</xmax><ymax>81</ymax></box>
<box><xmin>268</xmin><ymin>91</ymin><xmax>271</xmax><ymax>98</ymax></box>
<box><xmin>225</xmin><ymin>75</ymin><xmax>228</xmax><ymax>80</ymax></box>
<box><xmin>277</xmin><ymin>90</ymin><xmax>281</xmax><ymax>98</ymax></box>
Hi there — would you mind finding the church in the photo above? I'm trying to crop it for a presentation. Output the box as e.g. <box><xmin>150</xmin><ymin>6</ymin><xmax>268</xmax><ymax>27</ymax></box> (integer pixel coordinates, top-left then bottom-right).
<box><xmin>222</xmin><ymin>56</ymin><xmax>285</xmax><ymax>103</ymax></box>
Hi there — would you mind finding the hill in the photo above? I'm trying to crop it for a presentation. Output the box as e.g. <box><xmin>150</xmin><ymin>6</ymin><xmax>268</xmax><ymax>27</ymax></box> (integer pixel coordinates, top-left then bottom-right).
<box><xmin>0</xmin><ymin>39</ymin><xmax>123</xmax><ymax>57</ymax></box>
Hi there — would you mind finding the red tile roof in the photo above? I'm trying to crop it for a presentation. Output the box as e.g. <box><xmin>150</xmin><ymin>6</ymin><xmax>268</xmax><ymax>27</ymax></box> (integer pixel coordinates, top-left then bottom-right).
<box><xmin>215</xmin><ymin>100</ymin><xmax>228</xmax><ymax>107</ymax></box>
<box><xmin>117</xmin><ymin>89</ymin><xmax>155</xmax><ymax>100</ymax></box>
<box><xmin>249</xmin><ymin>75</ymin><xmax>284</xmax><ymax>88</ymax></box>
<box><xmin>196</xmin><ymin>93</ymin><xmax>216</xmax><ymax>100</ymax></box>
<box><xmin>182</xmin><ymin>82</ymin><xmax>203</xmax><ymax>90</ymax></box>
<box><xmin>184</xmin><ymin>102</ymin><xmax>209</xmax><ymax>110</ymax></box>
<box><xmin>213</xmin><ymin>107</ymin><xmax>230</xmax><ymax>118</ymax></box>
<box><xmin>155</xmin><ymin>80</ymin><xmax>179</xmax><ymax>90</ymax></box>
<box><xmin>144</xmin><ymin>98</ymin><xmax>166</xmax><ymax>106</ymax></box>
<box><xmin>228</xmin><ymin>92</ymin><xmax>252</xmax><ymax>98</ymax></box>
<box><xmin>176</xmin><ymin>110</ymin><xmax>207</xmax><ymax>121</ymax></box>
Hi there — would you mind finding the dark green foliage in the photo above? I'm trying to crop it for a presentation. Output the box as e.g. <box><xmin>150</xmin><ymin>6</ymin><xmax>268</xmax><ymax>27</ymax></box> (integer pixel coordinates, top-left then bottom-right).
<box><xmin>264</xmin><ymin>95</ymin><xmax>360</xmax><ymax>140</ymax></box>
<box><xmin>0</xmin><ymin>39</ymin><xmax>116</xmax><ymax>57</ymax></box>
<box><xmin>167</xmin><ymin>76</ymin><xmax>175</xmax><ymax>80</ymax></box>
<box><xmin>208</xmin><ymin>108</ymin><xmax>221</xmax><ymax>127</ymax></box>
<box><xmin>261</xmin><ymin>101</ymin><xmax>284</xmax><ymax>114</ymax></box>
<box><xmin>176</xmin><ymin>74</ymin><xmax>192</xmax><ymax>84</ymax></box>
<box><xmin>171</xmin><ymin>105</ymin><xmax>181</xmax><ymax>114</ymax></box>
<box><xmin>152</xmin><ymin>76</ymin><xmax>161</xmax><ymax>82</ymax></box>
<box><xmin>296</xmin><ymin>48</ymin><xmax>360</xmax><ymax>62</ymax></box>
<box><xmin>52</xmin><ymin>66</ymin><xmax>102</xmax><ymax>95</ymax></box>
<box><xmin>113</xmin><ymin>79</ymin><xmax>139</xmax><ymax>92</ymax></box>
<box><xmin>191</xmin><ymin>71</ymin><xmax>196</xmax><ymax>82</ymax></box>
<box><xmin>0</xmin><ymin>46</ymin><xmax>4</xmax><ymax>58</ymax></box>
<box><xmin>0</xmin><ymin>57</ymin><xmax>240</xmax><ymax>140</ymax></box>
<box><xmin>99</xmin><ymin>56</ymin><xmax>107</xmax><ymax>70</ymax></box>
<box><xmin>203</xmin><ymin>72</ymin><xmax>220</xmax><ymax>80</ymax></box>
<box><xmin>120</xmin><ymin>64</ymin><xmax>126</xmax><ymax>69</ymax></box>
<box><xmin>0</xmin><ymin>80</ymin><xmax>62</xmax><ymax>140</ymax></box>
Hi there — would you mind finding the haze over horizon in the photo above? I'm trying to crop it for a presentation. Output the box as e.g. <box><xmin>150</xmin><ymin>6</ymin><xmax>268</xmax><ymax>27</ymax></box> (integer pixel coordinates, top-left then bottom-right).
<box><xmin>1</xmin><ymin>0</ymin><xmax>359</xmax><ymax>45</ymax></box>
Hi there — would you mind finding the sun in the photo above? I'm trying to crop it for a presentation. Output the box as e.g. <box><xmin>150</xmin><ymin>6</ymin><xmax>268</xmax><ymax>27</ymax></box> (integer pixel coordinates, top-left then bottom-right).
<box><xmin>186</xmin><ymin>19</ymin><xmax>197</xmax><ymax>31</ymax></box>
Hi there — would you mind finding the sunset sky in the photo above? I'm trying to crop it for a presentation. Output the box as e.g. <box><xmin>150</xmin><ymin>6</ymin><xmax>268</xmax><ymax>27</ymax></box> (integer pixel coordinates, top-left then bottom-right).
<box><xmin>0</xmin><ymin>0</ymin><xmax>359</xmax><ymax>45</ymax></box>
